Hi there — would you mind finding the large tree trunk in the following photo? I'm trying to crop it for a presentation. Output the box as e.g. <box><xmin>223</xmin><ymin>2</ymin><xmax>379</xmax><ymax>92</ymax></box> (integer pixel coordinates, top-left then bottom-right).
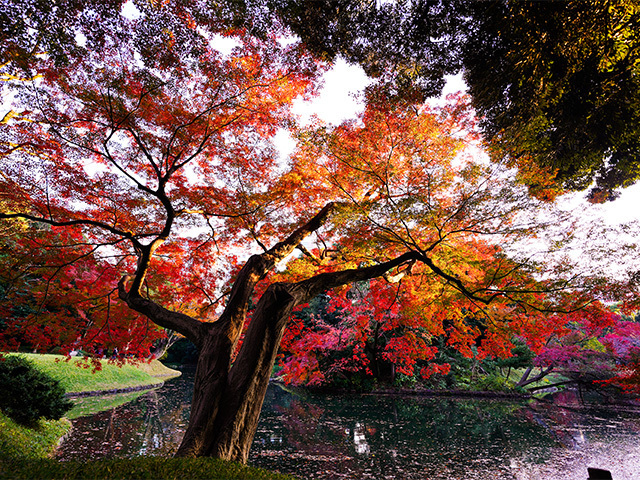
<box><xmin>176</xmin><ymin>283</ymin><xmax>296</xmax><ymax>461</ymax></box>
<box><xmin>170</xmin><ymin>252</ymin><xmax>421</xmax><ymax>461</ymax></box>
<box><xmin>117</xmin><ymin>200</ymin><xmax>427</xmax><ymax>463</ymax></box>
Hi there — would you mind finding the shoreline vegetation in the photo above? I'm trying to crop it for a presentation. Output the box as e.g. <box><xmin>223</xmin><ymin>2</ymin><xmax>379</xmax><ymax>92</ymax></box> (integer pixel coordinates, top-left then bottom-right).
<box><xmin>270</xmin><ymin>368</ymin><xmax>561</xmax><ymax>400</ymax></box>
<box><xmin>0</xmin><ymin>353</ymin><xmax>296</xmax><ymax>480</ymax></box>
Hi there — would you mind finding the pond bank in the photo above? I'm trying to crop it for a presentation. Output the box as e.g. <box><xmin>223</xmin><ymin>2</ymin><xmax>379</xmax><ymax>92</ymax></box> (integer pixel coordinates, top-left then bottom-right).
<box><xmin>1</xmin><ymin>408</ymin><xmax>296</xmax><ymax>480</ymax></box>
<box><xmin>369</xmin><ymin>387</ymin><xmax>532</xmax><ymax>399</ymax></box>
<box><xmin>0</xmin><ymin>360</ymin><xmax>295</xmax><ymax>480</ymax></box>
<box><xmin>6</xmin><ymin>353</ymin><xmax>181</xmax><ymax>396</ymax></box>
<box><xmin>274</xmin><ymin>380</ymin><xmax>533</xmax><ymax>400</ymax></box>
<box><xmin>65</xmin><ymin>382</ymin><xmax>165</xmax><ymax>398</ymax></box>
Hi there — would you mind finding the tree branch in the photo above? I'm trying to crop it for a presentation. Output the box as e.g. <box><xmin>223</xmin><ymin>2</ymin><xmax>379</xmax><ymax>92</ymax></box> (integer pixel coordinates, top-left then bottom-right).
<box><xmin>118</xmin><ymin>276</ymin><xmax>205</xmax><ymax>347</ymax></box>
<box><xmin>214</xmin><ymin>202</ymin><xmax>340</xmax><ymax>340</ymax></box>
<box><xmin>291</xmin><ymin>251</ymin><xmax>421</xmax><ymax>304</ymax></box>
<box><xmin>0</xmin><ymin>212</ymin><xmax>141</xmax><ymax>249</ymax></box>
<box><xmin>264</xmin><ymin>202</ymin><xmax>337</xmax><ymax>264</ymax></box>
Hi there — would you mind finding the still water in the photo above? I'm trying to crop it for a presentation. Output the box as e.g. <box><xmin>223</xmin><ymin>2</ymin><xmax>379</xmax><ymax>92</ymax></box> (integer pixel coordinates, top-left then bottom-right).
<box><xmin>57</xmin><ymin>368</ymin><xmax>640</xmax><ymax>479</ymax></box>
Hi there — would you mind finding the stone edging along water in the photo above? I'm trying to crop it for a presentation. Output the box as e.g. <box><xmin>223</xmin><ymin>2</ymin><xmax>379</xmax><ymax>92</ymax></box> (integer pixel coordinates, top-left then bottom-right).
<box><xmin>368</xmin><ymin>388</ymin><xmax>533</xmax><ymax>399</ymax></box>
<box><xmin>64</xmin><ymin>371</ymin><xmax>182</xmax><ymax>398</ymax></box>
<box><xmin>64</xmin><ymin>381</ymin><xmax>166</xmax><ymax>398</ymax></box>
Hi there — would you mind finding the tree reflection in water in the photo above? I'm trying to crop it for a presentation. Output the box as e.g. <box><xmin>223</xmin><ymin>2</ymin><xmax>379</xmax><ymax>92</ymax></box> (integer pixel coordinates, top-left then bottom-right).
<box><xmin>251</xmin><ymin>387</ymin><xmax>557</xmax><ymax>479</ymax></box>
<box><xmin>58</xmin><ymin>370</ymin><xmax>640</xmax><ymax>479</ymax></box>
<box><xmin>251</xmin><ymin>387</ymin><xmax>640</xmax><ymax>479</ymax></box>
<box><xmin>57</xmin><ymin>370</ymin><xmax>193</xmax><ymax>460</ymax></box>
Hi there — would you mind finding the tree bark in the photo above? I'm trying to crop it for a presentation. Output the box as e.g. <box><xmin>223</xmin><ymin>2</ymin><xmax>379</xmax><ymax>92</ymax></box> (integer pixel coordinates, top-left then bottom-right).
<box><xmin>516</xmin><ymin>365</ymin><xmax>554</xmax><ymax>388</ymax></box>
<box><xmin>173</xmin><ymin>283</ymin><xmax>295</xmax><ymax>460</ymax></box>
<box><xmin>207</xmin><ymin>283</ymin><xmax>297</xmax><ymax>461</ymax></box>
<box><xmin>172</xmin><ymin>253</ymin><xmax>424</xmax><ymax>460</ymax></box>
<box><xmin>115</xmin><ymin>203</ymin><xmax>447</xmax><ymax>462</ymax></box>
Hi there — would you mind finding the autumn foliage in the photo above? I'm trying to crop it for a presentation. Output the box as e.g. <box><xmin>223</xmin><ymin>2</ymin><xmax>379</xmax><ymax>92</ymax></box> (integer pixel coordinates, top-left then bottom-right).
<box><xmin>1</xmin><ymin>2</ymin><xmax>639</xmax><ymax>461</ymax></box>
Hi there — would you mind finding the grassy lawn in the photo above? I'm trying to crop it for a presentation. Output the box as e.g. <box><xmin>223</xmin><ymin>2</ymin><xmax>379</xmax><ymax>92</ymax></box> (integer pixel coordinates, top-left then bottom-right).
<box><xmin>0</xmin><ymin>457</ymin><xmax>297</xmax><ymax>480</ymax></box>
<box><xmin>0</xmin><ymin>411</ymin><xmax>71</xmax><ymax>462</ymax></box>
<box><xmin>5</xmin><ymin>353</ymin><xmax>180</xmax><ymax>395</ymax></box>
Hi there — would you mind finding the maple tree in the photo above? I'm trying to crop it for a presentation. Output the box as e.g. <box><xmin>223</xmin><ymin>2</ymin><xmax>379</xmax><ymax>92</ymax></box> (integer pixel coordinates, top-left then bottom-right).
<box><xmin>276</xmin><ymin>276</ymin><xmax>632</xmax><ymax>393</ymax></box>
<box><xmin>0</xmin><ymin>223</ymin><xmax>166</xmax><ymax>362</ymax></box>
<box><xmin>272</xmin><ymin>1</ymin><xmax>640</xmax><ymax>200</ymax></box>
<box><xmin>0</xmin><ymin>3</ymin><xmax>634</xmax><ymax>463</ymax></box>
<box><xmin>513</xmin><ymin>303</ymin><xmax>620</xmax><ymax>389</ymax></box>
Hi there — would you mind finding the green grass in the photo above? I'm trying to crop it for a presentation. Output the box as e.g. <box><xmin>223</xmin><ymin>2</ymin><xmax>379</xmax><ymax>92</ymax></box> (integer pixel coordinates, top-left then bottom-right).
<box><xmin>0</xmin><ymin>458</ymin><xmax>297</xmax><ymax>480</ymax></box>
<box><xmin>131</xmin><ymin>359</ymin><xmax>183</xmax><ymax>377</ymax></box>
<box><xmin>5</xmin><ymin>354</ymin><xmax>180</xmax><ymax>395</ymax></box>
<box><xmin>0</xmin><ymin>411</ymin><xmax>71</xmax><ymax>462</ymax></box>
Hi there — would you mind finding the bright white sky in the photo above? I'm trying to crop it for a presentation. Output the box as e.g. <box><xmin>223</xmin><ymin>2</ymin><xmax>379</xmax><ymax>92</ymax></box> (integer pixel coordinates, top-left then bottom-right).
<box><xmin>284</xmin><ymin>60</ymin><xmax>640</xmax><ymax>282</ymax></box>
<box><xmin>2</xmin><ymin>12</ymin><xmax>637</xmax><ymax>261</ymax></box>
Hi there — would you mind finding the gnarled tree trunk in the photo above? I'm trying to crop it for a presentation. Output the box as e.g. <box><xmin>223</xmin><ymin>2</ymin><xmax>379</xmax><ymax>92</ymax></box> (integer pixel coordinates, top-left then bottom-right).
<box><xmin>118</xmin><ymin>202</ymin><xmax>428</xmax><ymax>462</ymax></box>
<box><xmin>176</xmin><ymin>282</ymin><xmax>297</xmax><ymax>460</ymax></box>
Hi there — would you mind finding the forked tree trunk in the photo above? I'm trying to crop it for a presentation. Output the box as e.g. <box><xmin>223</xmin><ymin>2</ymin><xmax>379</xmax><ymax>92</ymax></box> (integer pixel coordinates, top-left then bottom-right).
<box><xmin>118</xmin><ymin>201</ymin><xmax>427</xmax><ymax>463</ymax></box>
<box><xmin>176</xmin><ymin>283</ymin><xmax>297</xmax><ymax>460</ymax></box>
<box><xmin>170</xmin><ymin>253</ymin><xmax>421</xmax><ymax>461</ymax></box>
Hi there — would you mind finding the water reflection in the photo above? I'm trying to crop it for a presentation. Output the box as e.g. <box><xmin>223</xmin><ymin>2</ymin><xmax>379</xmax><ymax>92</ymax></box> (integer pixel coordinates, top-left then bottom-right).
<box><xmin>251</xmin><ymin>388</ymin><xmax>559</xmax><ymax>479</ymax></box>
<box><xmin>58</xmin><ymin>368</ymin><xmax>640</xmax><ymax>479</ymax></box>
<box><xmin>57</xmin><ymin>369</ymin><xmax>192</xmax><ymax>460</ymax></box>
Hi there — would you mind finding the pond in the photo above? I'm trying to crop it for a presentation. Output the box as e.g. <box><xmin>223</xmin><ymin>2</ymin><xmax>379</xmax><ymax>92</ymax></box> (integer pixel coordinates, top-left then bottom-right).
<box><xmin>57</xmin><ymin>367</ymin><xmax>640</xmax><ymax>479</ymax></box>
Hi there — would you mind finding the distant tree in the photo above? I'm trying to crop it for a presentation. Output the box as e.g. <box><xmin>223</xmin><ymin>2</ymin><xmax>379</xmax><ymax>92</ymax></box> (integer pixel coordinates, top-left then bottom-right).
<box><xmin>463</xmin><ymin>1</ymin><xmax>640</xmax><ymax>201</ymax></box>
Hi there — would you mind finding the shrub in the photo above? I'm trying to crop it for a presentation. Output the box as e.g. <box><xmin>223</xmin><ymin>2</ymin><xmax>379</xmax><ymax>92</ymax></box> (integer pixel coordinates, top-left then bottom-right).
<box><xmin>474</xmin><ymin>374</ymin><xmax>508</xmax><ymax>392</ymax></box>
<box><xmin>393</xmin><ymin>373</ymin><xmax>417</xmax><ymax>389</ymax></box>
<box><xmin>0</xmin><ymin>355</ymin><xmax>73</xmax><ymax>424</ymax></box>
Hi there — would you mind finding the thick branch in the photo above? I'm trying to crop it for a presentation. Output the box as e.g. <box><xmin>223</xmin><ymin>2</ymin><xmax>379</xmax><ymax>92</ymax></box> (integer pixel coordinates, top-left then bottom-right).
<box><xmin>291</xmin><ymin>251</ymin><xmax>421</xmax><ymax>305</ymax></box>
<box><xmin>419</xmin><ymin>254</ymin><xmax>495</xmax><ymax>305</ymax></box>
<box><xmin>118</xmin><ymin>276</ymin><xmax>205</xmax><ymax>347</ymax></box>
<box><xmin>527</xmin><ymin>379</ymin><xmax>574</xmax><ymax>392</ymax></box>
<box><xmin>217</xmin><ymin>202</ymin><xmax>339</xmax><ymax>336</ymax></box>
<box><xmin>264</xmin><ymin>202</ymin><xmax>337</xmax><ymax>264</ymax></box>
<box><xmin>383</xmin><ymin>259</ymin><xmax>415</xmax><ymax>283</ymax></box>
<box><xmin>516</xmin><ymin>366</ymin><xmax>554</xmax><ymax>388</ymax></box>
